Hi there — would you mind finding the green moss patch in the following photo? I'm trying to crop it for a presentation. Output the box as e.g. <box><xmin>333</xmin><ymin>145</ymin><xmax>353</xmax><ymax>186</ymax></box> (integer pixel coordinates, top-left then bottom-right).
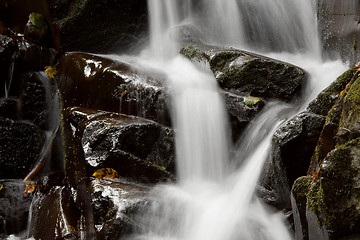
<box><xmin>29</xmin><ymin>13</ymin><xmax>47</xmax><ymax>28</ymax></box>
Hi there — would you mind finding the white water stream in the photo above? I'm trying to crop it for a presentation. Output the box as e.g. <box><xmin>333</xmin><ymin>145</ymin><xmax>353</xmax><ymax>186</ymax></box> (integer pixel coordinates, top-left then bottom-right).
<box><xmin>128</xmin><ymin>0</ymin><xmax>348</xmax><ymax>240</ymax></box>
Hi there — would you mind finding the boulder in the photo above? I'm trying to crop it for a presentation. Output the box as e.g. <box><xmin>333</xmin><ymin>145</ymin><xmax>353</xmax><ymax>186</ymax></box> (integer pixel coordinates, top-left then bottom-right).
<box><xmin>0</xmin><ymin>118</ymin><xmax>45</xmax><ymax>179</ymax></box>
<box><xmin>65</xmin><ymin>107</ymin><xmax>175</xmax><ymax>184</ymax></box>
<box><xmin>262</xmin><ymin>112</ymin><xmax>325</xmax><ymax>211</ymax></box>
<box><xmin>90</xmin><ymin>179</ymin><xmax>149</xmax><ymax>239</ymax></box>
<box><xmin>57</xmin><ymin>52</ymin><xmax>171</xmax><ymax>126</ymax></box>
<box><xmin>28</xmin><ymin>185</ymin><xmax>80</xmax><ymax>239</ymax></box>
<box><xmin>180</xmin><ymin>44</ymin><xmax>307</xmax><ymax>102</ymax></box>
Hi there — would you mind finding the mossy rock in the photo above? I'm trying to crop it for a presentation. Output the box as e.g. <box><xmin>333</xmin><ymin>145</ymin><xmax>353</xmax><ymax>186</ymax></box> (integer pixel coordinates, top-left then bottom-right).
<box><xmin>306</xmin><ymin>138</ymin><xmax>360</xmax><ymax>238</ymax></box>
<box><xmin>337</xmin><ymin>74</ymin><xmax>360</xmax><ymax>144</ymax></box>
<box><xmin>209</xmin><ymin>50</ymin><xmax>306</xmax><ymax>102</ymax></box>
<box><xmin>28</xmin><ymin>13</ymin><xmax>47</xmax><ymax>28</ymax></box>
<box><xmin>308</xmin><ymin>68</ymin><xmax>356</xmax><ymax>116</ymax></box>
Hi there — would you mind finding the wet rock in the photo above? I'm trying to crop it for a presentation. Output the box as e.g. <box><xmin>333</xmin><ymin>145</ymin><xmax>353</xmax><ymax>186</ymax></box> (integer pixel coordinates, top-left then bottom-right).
<box><xmin>47</xmin><ymin>0</ymin><xmax>148</xmax><ymax>53</ymax></box>
<box><xmin>90</xmin><ymin>179</ymin><xmax>149</xmax><ymax>239</ymax></box>
<box><xmin>291</xmin><ymin>176</ymin><xmax>312</xmax><ymax>240</ymax></box>
<box><xmin>222</xmin><ymin>91</ymin><xmax>265</xmax><ymax>142</ymax></box>
<box><xmin>0</xmin><ymin>34</ymin><xmax>57</xmax><ymax>98</ymax></box>
<box><xmin>209</xmin><ymin>50</ymin><xmax>306</xmax><ymax>102</ymax></box>
<box><xmin>263</xmin><ymin>112</ymin><xmax>325</xmax><ymax>210</ymax></box>
<box><xmin>0</xmin><ymin>180</ymin><xmax>33</xmax><ymax>236</ymax></box>
<box><xmin>28</xmin><ymin>185</ymin><xmax>80</xmax><ymax>240</ymax></box>
<box><xmin>58</xmin><ymin>52</ymin><xmax>170</xmax><ymax>126</ymax></box>
<box><xmin>308</xmin><ymin>70</ymin><xmax>360</xmax><ymax>174</ymax></box>
<box><xmin>180</xmin><ymin>45</ymin><xmax>307</xmax><ymax>102</ymax></box>
<box><xmin>0</xmin><ymin>118</ymin><xmax>45</xmax><ymax>179</ymax></box>
<box><xmin>305</xmin><ymin>138</ymin><xmax>360</xmax><ymax>239</ymax></box>
<box><xmin>67</xmin><ymin>107</ymin><xmax>175</xmax><ymax>184</ymax></box>
<box><xmin>337</xmin><ymin>73</ymin><xmax>360</xmax><ymax>144</ymax></box>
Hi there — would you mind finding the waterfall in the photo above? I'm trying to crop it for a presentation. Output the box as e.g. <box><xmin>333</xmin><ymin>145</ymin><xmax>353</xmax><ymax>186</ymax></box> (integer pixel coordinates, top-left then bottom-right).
<box><xmin>126</xmin><ymin>0</ymin><xmax>345</xmax><ymax>239</ymax></box>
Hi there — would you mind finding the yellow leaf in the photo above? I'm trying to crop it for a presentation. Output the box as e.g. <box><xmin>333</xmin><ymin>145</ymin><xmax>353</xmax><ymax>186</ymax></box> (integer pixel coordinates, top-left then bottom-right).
<box><xmin>24</xmin><ymin>182</ymin><xmax>36</xmax><ymax>195</ymax></box>
<box><xmin>0</xmin><ymin>184</ymin><xmax>3</xmax><ymax>191</ymax></box>
<box><xmin>44</xmin><ymin>66</ymin><xmax>57</xmax><ymax>79</ymax></box>
<box><xmin>92</xmin><ymin>168</ymin><xmax>118</xmax><ymax>180</ymax></box>
<box><xmin>340</xmin><ymin>90</ymin><xmax>345</xmax><ymax>96</ymax></box>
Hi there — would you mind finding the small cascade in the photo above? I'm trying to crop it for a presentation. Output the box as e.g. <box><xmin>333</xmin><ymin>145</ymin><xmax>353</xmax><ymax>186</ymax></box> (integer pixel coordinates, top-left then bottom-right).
<box><xmin>23</xmin><ymin>72</ymin><xmax>63</xmax><ymax>182</ymax></box>
<box><xmin>128</xmin><ymin>0</ymin><xmax>347</xmax><ymax>239</ymax></box>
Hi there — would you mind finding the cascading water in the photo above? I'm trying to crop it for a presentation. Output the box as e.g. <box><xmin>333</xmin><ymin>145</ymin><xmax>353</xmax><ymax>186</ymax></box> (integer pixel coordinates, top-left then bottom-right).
<box><xmin>128</xmin><ymin>0</ymin><xmax>348</xmax><ymax>240</ymax></box>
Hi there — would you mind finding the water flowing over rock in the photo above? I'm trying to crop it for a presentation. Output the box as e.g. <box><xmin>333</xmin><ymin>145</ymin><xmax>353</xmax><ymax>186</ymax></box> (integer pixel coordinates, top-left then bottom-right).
<box><xmin>0</xmin><ymin>180</ymin><xmax>33</xmax><ymax>237</ymax></box>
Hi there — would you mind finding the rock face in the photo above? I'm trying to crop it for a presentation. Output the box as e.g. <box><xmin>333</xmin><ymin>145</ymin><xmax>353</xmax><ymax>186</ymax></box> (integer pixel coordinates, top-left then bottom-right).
<box><xmin>47</xmin><ymin>0</ymin><xmax>148</xmax><ymax>53</ymax></box>
<box><xmin>291</xmin><ymin>68</ymin><xmax>360</xmax><ymax>239</ymax></box>
<box><xmin>317</xmin><ymin>0</ymin><xmax>360</xmax><ymax>65</ymax></box>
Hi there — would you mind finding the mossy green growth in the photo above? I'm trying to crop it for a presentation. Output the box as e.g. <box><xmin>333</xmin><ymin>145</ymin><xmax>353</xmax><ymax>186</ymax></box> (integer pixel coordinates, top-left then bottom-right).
<box><xmin>338</xmin><ymin>75</ymin><xmax>360</xmax><ymax>133</ymax></box>
<box><xmin>179</xmin><ymin>45</ymin><xmax>207</xmax><ymax>63</ymax></box>
<box><xmin>29</xmin><ymin>12</ymin><xmax>46</xmax><ymax>28</ymax></box>
<box><xmin>308</xmin><ymin>68</ymin><xmax>356</xmax><ymax>116</ymax></box>
<box><xmin>307</xmin><ymin>138</ymin><xmax>360</xmax><ymax>232</ymax></box>
<box><xmin>243</xmin><ymin>96</ymin><xmax>260</xmax><ymax>106</ymax></box>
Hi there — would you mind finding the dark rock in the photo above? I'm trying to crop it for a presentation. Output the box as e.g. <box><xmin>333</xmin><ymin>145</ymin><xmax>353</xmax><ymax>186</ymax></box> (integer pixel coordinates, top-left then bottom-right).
<box><xmin>58</xmin><ymin>52</ymin><xmax>170</xmax><ymax>126</ymax></box>
<box><xmin>47</xmin><ymin>0</ymin><xmax>148</xmax><ymax>53</ymax></box>
<box><xmin>24</xmin><ymin>12</ymin><xmax>50</xmax><ymax>45</ymax></box>
<box><xmin>0</xmin><ymin>34</ymin><xmax>18</xmax><ymax>98</ymax></box>
<box><xmin>0</xmin><ymin>97</ymin><xmax>20</xmax><ymax>120</ymax></box>
<box><xmin>0</xmin><ymin>118</ymin><xmax>45</xmax><ymax>179</ymax></box>
<box><xmin>28</xmin><ymin>185</ymin><xmax>80</xmax><ymax>239</ymax></box>
<box><xmin>209</xmin><ymin>50</ymin><xmax>307</xmax><ymax>102</ymax></box>
<box><xmin>66</xmin><ymin>107</ymin><xmax>175</xmax><ymax>184</ymax></box>
<box><xmin>291</xmin><ymin>176</ymin><xmax>312</xmax><ymax>240</ymax></box>
<box><xmin>0</xmin><ymin>179</ymin><xmax>33</xmax><ymax>236</ymax></box>
<box><xmin>20</xmin><ymin>72</ymin><xmax>48</xmax><ymax>129</ymax></box>
<box><xmin>180</xmin><ymin>45</ymin><xmax>307</xmax><ymax>102</ymax></box>
<box><xmin>0</xmin><ymin>34</ymin><xmax>57</xmax><ymax>98</ymax></box>
<box><xmin>90</xmin><ymin>179</ymin><xmax>149</xmax><ymax>239</ymax></box>
<box><xmin>222</xmin><ymin>91</ymin><xmax>265</xmax><ymax>142</ymax></box>
<box><xmin>263</xmin><ymin>112</ymin><xmax>325</xmax><ymax>210</ymax></box>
